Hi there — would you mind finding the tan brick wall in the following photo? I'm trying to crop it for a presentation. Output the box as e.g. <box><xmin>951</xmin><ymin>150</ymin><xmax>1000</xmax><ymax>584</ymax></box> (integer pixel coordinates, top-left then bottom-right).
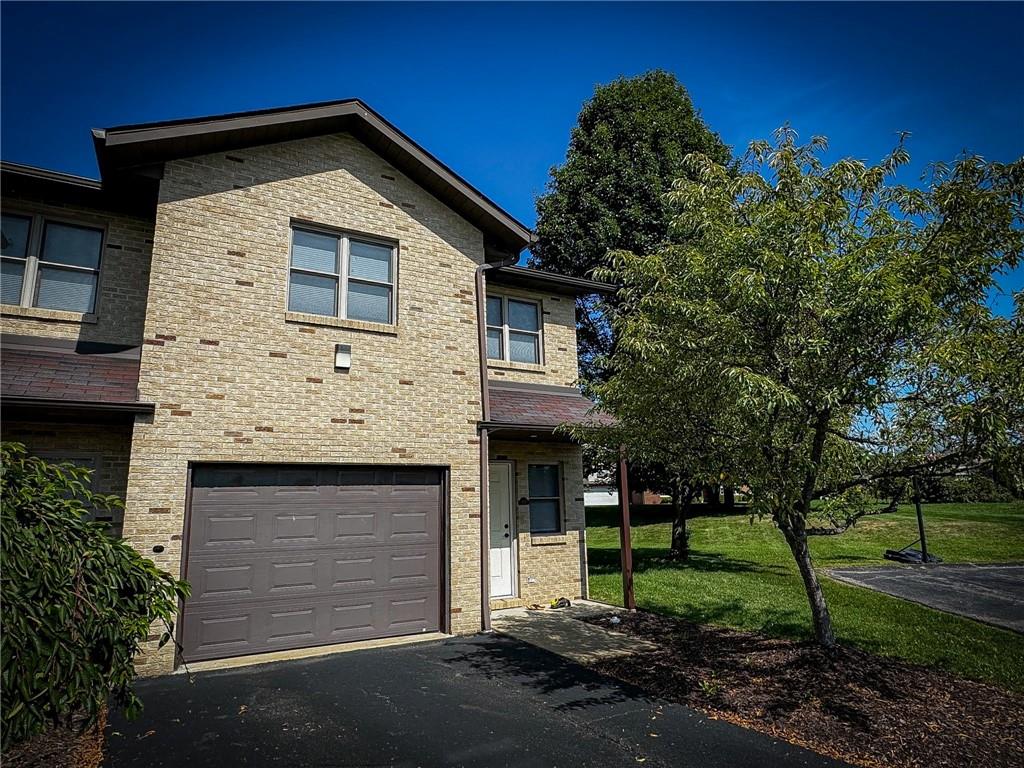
<box><xmin>0</xmin><ymin>198</ymin><xmax>154</xmax><ymax>346</ymax></box>
<box><xmin>123</xmin><ymin>133</ymin><xmax>490</xmax><ymax>674</ymax></box>
<box><xmin>0</xmin><ymin>421</ymin><xmax>133</xmax><ymax>536</ymax></box>
<box><xmin>488</xmin><ymin>439</ymin><xmax>588</xmax><ymax>607</ymax></box>
<box><xmin>485</xmin><ymin>285</ymin><xmax>579</xmax><ymax>387</ymax></box>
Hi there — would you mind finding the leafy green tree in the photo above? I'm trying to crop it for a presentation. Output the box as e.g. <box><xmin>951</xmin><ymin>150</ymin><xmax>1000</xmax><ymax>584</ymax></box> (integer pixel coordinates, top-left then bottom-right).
<box><xmin>577</xmin><ymin>129</ymin><xmax>1023</xmax><ymax>647</ymax></box>
<box><xmin>532</xmin><ymin>70</ymin><xmax>730</xmax><ymax>378</ymax></box>
<box><xmin>1</xmin><ymin>443</ymin><xmax>190</xmax><ymax>748</ymax></box>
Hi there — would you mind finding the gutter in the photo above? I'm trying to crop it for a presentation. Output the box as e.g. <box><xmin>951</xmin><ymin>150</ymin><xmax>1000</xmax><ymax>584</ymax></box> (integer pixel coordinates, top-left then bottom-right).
<box><xmin>475</xmin><ymin>254</ymin><xmax>518</xmax><ymax>632</ymax></box>
<box><xmin>0</xmin><ymin>397</ymin><xmax>155</xmax><ymax>414</ymax></box>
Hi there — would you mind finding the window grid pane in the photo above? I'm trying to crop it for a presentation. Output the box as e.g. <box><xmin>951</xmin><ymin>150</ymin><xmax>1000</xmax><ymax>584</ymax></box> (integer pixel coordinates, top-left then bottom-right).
<box><xmin>528</xmin><ymin>465</ymin><xmax>560</xmax><ymax>498</ymax></box>
<box><xmin>508</xmin><ymin>299</ymin><xmax>539</xmax><ymax>332</ymax></box>
<box><xmin>41</xmin><ymin>222</ymin><xmax>102</xmax><ymax>269</ymax></box>
<box><xmin>36</xmin><ymin>266</ymin><xmax>98</xmax><ymax>313</ymax></box>
<box><xmin>291</xmin><ymin>229</ymin><xmax>339</xmax><ymax>274</ymax></box>
<box><xmin>1</xmin><ymin>214</ymin><xmax>30</xmax><ymax>258</ymax></box>
<box><xmin>288</xmin><ymin>271</ymin><xmax>338</xmax><ymax>316</ymax></box>
<box><xmin>349</xmin><ymin>239</ymin><xmax>392</xmax><ymax>283</ymax></box>
<box><xmin>508</xmin><ymin>331</ymin><xmax>539</xmax><ymax>364</ymax></box>
<box><xmin>346</xmin><ymin>280</ymin><xmax>391</xmax><ymax>323</ymax></box>
<box><xmin>486</xmin><ymin>296</ymin><xmax>503</xmax><ymax>326</ymax></box>
<box><xmin>486</xmin><ymin>328</ymin><xmax>503</xmax><ymax>360</ymax></box>
<box><xmin>1</xmin><ymin>259</ymin><xmax>25</xmax><ymax>305</ymax></box>
<box><xmin>529</xmin><ymin>500</ymin><xmax>561</xmax><ymax>534</ymax></box>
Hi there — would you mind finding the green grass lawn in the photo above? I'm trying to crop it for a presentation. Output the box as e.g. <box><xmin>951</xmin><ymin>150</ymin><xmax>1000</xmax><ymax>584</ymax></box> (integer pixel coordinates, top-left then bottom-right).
<box><xmin>586</xmin><ymin>502</ymin><xmax>1024</xmax><ymax>692</ymax></box>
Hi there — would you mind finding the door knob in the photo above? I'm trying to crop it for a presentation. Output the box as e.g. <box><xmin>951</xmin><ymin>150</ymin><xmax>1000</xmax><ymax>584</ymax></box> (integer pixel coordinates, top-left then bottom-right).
<box><xmin>504</xmin><ymin>533</ymin><xmax>510</xmax><ymax>538</ymax></box>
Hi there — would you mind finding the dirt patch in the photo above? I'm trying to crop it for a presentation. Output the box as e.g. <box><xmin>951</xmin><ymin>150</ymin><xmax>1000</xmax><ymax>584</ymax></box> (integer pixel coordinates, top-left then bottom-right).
<box><xmin>581</xmin><ymin>612</ymin><xmax>1024</xmax><ymax>768</ymax></box>
<box><xmin>2</xmin><ymin>708</ymin><xmax>106</xmax><ymax>768</ymax></box>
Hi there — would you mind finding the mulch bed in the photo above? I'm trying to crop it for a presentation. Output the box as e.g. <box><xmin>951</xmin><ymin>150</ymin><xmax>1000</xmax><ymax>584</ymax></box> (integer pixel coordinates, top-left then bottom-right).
<box><xmin>2</xmin><ymin>708</ymin><xmax>106</xmax><ymax>768</ymax></box>
<box><xmin>580</xmin><ymin>611</ymin><xmax>1024</xmax><ymax>768</ymax></box>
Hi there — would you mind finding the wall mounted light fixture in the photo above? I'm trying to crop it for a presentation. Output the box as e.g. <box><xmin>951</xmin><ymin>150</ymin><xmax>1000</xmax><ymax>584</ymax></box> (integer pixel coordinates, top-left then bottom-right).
<box><xmin>335</xmin><ymin>343</ymin><xmax>352</xmax><ymax>371</ymax></box>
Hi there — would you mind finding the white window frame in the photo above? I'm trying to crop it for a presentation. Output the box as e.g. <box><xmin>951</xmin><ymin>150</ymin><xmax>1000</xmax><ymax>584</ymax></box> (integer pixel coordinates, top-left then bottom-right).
<box><xmin>287</xmin><ymin>223</ymin><xmax>397</xmax><ymax>325</ymax></box>
<box><xmin>1</xmin><ymin>212</ymin><xmax>105</xmax><ymax>314</ymax></box>
<box><xmin>527</xmin><ymin>462</ymin><xmax>564</xmax><ymax>534</ymax></box>
<box><xmin>486</xmin><ymin>293</ymin><xmax>543</xmax><ymax>365</ymax></box>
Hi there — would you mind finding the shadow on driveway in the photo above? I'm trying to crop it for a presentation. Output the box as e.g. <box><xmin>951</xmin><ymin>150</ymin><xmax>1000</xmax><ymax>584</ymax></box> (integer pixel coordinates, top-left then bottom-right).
<box><xmin>105</xmin><ymin>634</ymin><xmax>849</xmax><ymax>767</ymax></box>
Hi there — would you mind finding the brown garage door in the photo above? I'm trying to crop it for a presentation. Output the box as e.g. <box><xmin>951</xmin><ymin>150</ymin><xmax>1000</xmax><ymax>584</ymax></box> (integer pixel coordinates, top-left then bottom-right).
<box><xmin>181</xmin><ymin>464</ymin><xmax>443</xmax><ymax>662</ymax></box>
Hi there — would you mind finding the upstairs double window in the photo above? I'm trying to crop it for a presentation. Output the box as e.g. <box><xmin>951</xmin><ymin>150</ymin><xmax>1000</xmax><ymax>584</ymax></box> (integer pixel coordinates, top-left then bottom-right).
<box><xmin>1</xmin><ymin>213</ymin><xmax>103</xmax><ymax>314</ymax></box>
<box><xmin>486</xmin><ymin>294</ymin><xmax>542</xmax><ymax>364</ymax></box>
<box><xmin>288</xmin><ymin>225</ymin><xmax>396</xmax><ymax>325</ymax></box>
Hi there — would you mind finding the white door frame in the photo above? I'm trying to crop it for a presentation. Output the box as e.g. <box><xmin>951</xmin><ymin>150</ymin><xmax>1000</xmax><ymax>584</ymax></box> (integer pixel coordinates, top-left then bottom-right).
<box><xmin>488</xmin><ymin>460</ymin><xmax>519</xmax><ymax>598</ymax></box>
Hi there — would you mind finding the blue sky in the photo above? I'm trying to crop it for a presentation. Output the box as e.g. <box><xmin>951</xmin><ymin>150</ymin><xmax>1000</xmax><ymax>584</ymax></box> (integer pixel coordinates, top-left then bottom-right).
<box><xmin>2</xmin><ymin>2</ymin><xmax>1021</xmax><ymax>310</ymax></box>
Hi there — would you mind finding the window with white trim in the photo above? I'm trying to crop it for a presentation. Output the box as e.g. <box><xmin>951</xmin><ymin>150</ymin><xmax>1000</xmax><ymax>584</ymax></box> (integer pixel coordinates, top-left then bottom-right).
<box><xmin>287</xmin><ymin>226</ymin><xmax>396</xmax><ymax>325</ymax></box>
<box><xmin>1</xmin><ymin>213</ymin><xmax>103</xmax><ymax>314</ymax></box>
<box><xmin>528</xmin><ymin>463</ymin><xmax>563</xmax><ymax>534</ymax></box>
<box><xmin>486</xmin><ymin>294</ymin><xmax>542</xmax><ymax>364</ymax></box>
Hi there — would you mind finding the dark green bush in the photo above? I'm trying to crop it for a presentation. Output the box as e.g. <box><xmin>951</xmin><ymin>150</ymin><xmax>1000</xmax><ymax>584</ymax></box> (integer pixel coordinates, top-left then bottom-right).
<box><xmin>918</xmin><ymin>474</ymin><xmax>1017</xmax><ymax>503</ymax></box>
<box><xmin>0</xmin><ymin>442</ymin><xmax>189</xmax><ymax>749</ymax></box>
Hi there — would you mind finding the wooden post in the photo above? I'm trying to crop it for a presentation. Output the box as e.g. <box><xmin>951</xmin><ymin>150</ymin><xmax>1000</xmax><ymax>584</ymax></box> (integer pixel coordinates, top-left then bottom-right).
<box><xmin>913</xmin><ymin>476</ymin><xmax>929</xmax><ymax>563</ymax></box>
<box><xmin>617</xmin><ymin>446</ymin><xmax>636</xmax><ymax>610</ymax></box>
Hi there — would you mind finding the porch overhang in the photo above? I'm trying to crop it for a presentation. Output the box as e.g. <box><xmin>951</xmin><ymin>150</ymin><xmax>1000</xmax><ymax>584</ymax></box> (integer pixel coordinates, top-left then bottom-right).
<box><xmin>481</xmin><ymin>380</ymin><xmax>611</xmax><ymax>442</ymax></box>
<box><xmin>1</xmin><ymin>335</ymin><xmax>153</xmax><ymax>424</ymax></box>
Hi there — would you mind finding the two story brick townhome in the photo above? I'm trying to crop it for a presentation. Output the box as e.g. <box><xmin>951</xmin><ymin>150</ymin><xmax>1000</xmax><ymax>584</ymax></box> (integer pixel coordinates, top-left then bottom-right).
<box><xmin>0</xmin><ymin>100</ymin><xmax>613</xmax><ymax>675</ymax></box>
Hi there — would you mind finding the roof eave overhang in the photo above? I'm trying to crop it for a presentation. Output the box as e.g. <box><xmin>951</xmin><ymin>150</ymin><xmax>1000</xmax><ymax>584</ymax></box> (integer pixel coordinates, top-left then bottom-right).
<box><xmin>93</xmin><ymin>99</ymin><xmax>533</xmax><ymax>259</ymax></box>
<box><xmin>488</xmin><ymin>265</ymin><xmax>617</xmax><ymax>296</ymax></box>
<box><xmin>1</xmin><ymin>396</ymin><xmax>155</xmax><ymax>414</ymax></box>
<box><xmin>0</xmin><ymin>161</ymin><xmax>156</xmax><ymax>217</ymax></box>
<box><xmin>479</xmin><ymin>422</ymin><xmax>579</xmax><ymax>443</ymax></box>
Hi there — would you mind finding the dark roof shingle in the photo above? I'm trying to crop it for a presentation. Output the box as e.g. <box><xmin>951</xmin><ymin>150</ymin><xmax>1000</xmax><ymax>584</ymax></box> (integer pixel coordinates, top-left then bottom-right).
<box><xmin>487</xmin><ymin>383</ymin><xmax>610</xmax><ymax>429</ymax></box>
<box><xmin>1</xmin><ymin>338</ymin><xmax>142</xmax><ymax>404</ymax></box>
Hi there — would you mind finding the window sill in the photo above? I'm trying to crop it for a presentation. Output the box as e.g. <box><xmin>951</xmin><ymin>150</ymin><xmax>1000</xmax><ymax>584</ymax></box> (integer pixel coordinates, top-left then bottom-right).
<box><xmin>285</xmin><ymin>311</ymin><xmax>398</xmax><ymax>336</ymax></box>
<box><xmin>1</xmin><ymin>304</ymin><xmax>97</xmax><ymax>324</ymax></box>
<box><xmin>529</xmin><ymin>533</ymin><xmax>568</xmax><ymax>546</ymax></box>
<box><xmin>487</xmin><ymin>360</ymin><xmax>545</xmax><ymax>374</ymax></box>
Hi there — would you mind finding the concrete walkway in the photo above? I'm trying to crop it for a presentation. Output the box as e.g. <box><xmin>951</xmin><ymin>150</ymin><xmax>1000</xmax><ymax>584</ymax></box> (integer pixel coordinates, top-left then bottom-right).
<box><xmin>828</xmin><ymin>562</ymin><xmax>1024</xmax><ymax>633</ymax></box>
<box><xmin>491</xmin><ymin>600</ymin><xmax>658</xmax><ymax>663</ymax></box>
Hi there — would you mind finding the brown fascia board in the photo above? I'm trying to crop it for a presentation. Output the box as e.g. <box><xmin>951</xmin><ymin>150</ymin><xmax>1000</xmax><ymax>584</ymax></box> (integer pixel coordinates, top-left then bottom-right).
<box><xmin>0</xmin><ymin>396</ymin><xmax>155</xmax><ymax>414</ymax></box>
<box><xmin>0</xmin><ymin>160</ymin><xmax>157</xmax><ymax>216</ymax></box>
<box><xmin>92</xmin><ymin>98</ymin><xmax>534</xmax><ymax>258</ymax></box>
<box><xmin>488</xmin><ymin>265</ymin><xmax>617</xmax><ymax>296</ymax></box>
<box><xmin>0</xmin><ymin>160</ymin><xmax>101</xmax><ymax>189</ymax></box>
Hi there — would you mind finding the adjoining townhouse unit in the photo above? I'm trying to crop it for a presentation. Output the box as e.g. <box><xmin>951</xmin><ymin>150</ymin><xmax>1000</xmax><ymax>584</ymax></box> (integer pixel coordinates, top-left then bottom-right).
<box><xmin>0</xmin><ymin>100</ymin><xmax>612</xmax><ymax>675</ymax></box>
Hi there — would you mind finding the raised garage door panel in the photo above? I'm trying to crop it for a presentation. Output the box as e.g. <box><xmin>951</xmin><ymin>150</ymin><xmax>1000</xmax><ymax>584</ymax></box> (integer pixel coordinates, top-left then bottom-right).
<box><xmin>182</xmin><ymin>465</ymin><xmax>442</xmax><ymax>662</ymax></box>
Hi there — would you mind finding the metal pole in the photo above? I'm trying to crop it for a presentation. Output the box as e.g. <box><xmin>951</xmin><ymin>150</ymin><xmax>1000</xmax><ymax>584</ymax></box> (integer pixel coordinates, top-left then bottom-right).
<box><xmin>913</xmin><ymin>476</ymin><xmax>929</xmax><ymax>563</ymax></box>
<box><xmin>617</xmin><ymin>446</ymin><xmax>636</xmax><ymax>610</ymax></box>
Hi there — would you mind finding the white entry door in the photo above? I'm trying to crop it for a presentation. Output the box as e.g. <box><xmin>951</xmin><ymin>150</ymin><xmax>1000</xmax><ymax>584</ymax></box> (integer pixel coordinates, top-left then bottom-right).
<box><xmin>488</xmin><ymin>462</ymin><xmax>516</xmax><ymax>598</ymax></box>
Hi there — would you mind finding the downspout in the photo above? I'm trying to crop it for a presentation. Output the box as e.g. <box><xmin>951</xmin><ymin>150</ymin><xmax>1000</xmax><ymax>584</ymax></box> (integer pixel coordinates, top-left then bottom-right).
<box><xmin>475</xmin><ymin>252</ymin><xmax>519</xmax><ymax>632</ymax></box>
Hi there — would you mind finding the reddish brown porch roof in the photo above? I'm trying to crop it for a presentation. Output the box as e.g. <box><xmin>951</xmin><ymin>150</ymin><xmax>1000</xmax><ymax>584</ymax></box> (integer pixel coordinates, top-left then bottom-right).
<box><xmin>1</xmin><ymin>335</ymin><xmax>153</xmax><ymax>416</ymax></box>
<box><xmin>484</xmin><ymin>381</ymin><xmax>610</xmax><ymax>433</ymax></box>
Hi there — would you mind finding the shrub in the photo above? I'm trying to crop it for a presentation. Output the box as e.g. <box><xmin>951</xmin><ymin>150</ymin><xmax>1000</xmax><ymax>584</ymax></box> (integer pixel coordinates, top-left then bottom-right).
<box><xmin>918</xmin><ymin>474</ymin><xmax>1018</xmax><ymax>504</ymax></box>
<box><xmin>0</xmin><ymin>442</ymin><xmax>190</xmax><ymax>749</ymax></box>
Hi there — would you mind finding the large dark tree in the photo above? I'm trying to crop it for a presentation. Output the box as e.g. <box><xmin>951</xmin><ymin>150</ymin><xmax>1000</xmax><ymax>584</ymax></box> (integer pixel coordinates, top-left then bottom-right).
<box><xmin>532</xmin><ymin>70</ymin><xmax>730</xmax><ymax>378</ymax></box>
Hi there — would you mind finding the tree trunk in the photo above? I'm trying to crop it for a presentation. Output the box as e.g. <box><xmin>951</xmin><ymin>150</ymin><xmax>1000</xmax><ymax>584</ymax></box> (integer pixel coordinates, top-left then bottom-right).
<box><xmin>778</xmin><ymin>516</ymin><xmax>835</xmax><ymax>648</ymax></box>
<box><xmin>669</xmin><ymin>483</ymin><xmax>689</xmax><ymax>561</ymax></box>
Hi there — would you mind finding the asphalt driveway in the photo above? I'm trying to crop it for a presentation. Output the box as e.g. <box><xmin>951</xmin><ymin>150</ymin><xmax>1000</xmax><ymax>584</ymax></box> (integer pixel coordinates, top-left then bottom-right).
<box><xmin>828</xmin><ymin>563</ymin><xmax>1024</xmax><ymax>633</ymax></box>
<box><xmin>104</xmin><ymin>634</ymin><xmax>847</xmax><ymax>768</ymax></box>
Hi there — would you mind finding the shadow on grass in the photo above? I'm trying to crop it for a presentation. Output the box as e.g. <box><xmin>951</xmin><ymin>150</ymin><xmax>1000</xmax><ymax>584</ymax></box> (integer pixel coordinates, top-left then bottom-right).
<box><xmin>588</xmin><ymin>546</ymin><xmax>786</xmax><ymax>577</ymax></box>
<box><xmin>586</xmin><ymin>504</ymin><xmax>752</xmax><ymax>528</ymax></box>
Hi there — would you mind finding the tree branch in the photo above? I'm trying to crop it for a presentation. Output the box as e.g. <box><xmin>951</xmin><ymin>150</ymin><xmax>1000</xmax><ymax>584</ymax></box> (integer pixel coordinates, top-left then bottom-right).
<box><xmin>807</xmin><ymin>497</ymin><xmax>900</xmax><ymax>536</ymax></box>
